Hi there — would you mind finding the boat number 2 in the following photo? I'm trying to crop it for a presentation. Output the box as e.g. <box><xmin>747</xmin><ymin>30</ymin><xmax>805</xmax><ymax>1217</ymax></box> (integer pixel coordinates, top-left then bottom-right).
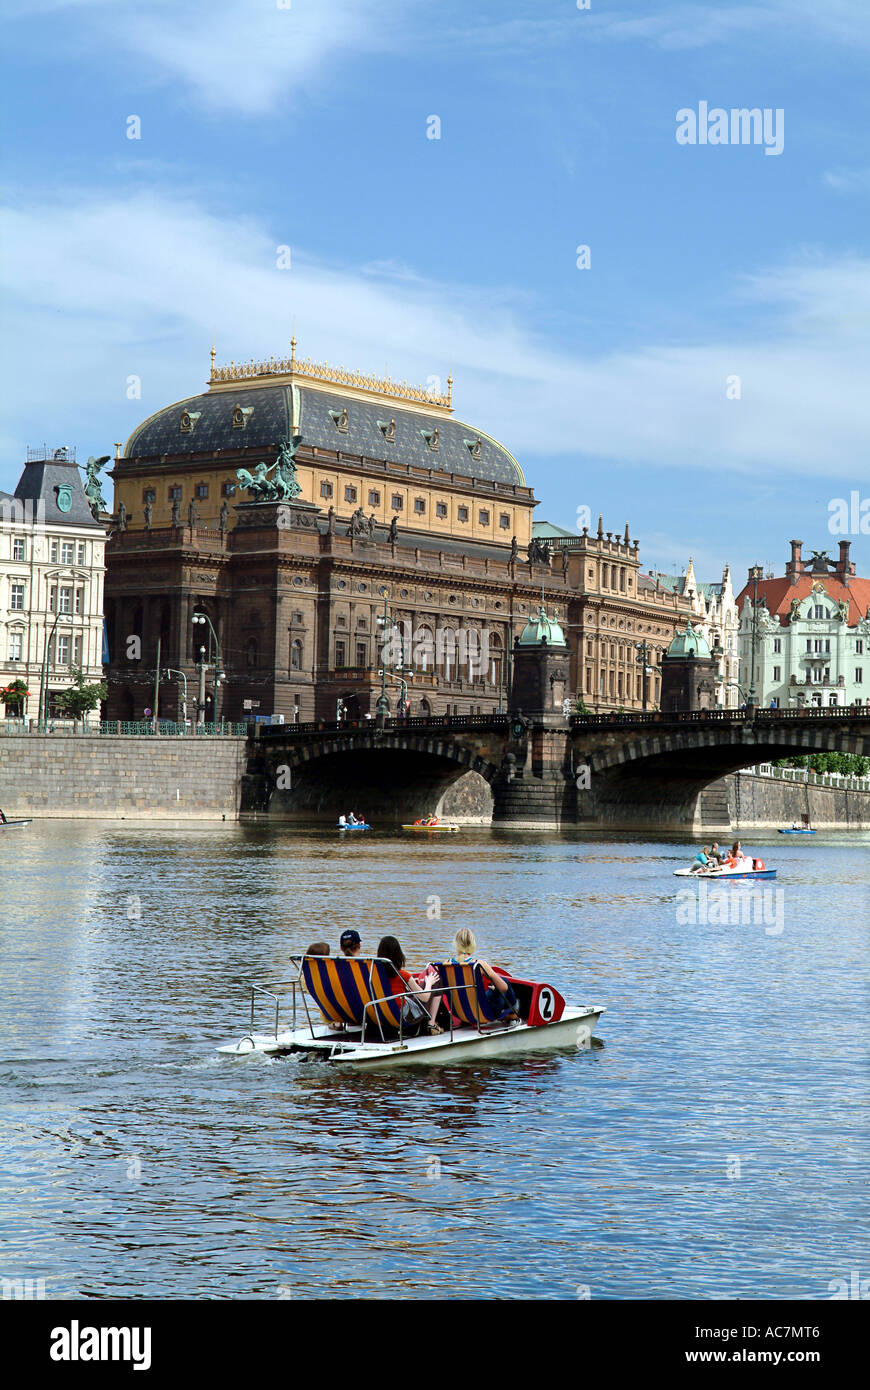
<box><xmin>538</xmin><ymin>988</ymin><xmax>554</xmax><ymax>1020</ymax></box>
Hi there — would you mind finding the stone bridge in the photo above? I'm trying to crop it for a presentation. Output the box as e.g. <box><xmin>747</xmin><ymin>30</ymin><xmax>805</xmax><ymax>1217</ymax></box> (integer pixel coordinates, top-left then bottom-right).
<box><xmin>241</xmin><ymin>706</ymin><xmax>870</xmax><ymax>832</ymax></box>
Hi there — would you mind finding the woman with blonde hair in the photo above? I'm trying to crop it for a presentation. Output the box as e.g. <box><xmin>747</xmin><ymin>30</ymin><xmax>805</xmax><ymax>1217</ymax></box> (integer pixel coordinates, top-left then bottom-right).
<box><xmin>449</xmin><ymin>928</ymin><xmax>520</xmax><ymax>1022</ymax></box>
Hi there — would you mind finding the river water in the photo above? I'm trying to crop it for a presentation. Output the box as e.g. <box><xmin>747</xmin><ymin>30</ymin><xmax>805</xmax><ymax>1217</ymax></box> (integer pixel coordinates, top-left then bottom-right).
<box><xmin>1</xmin><ymin>822</ymin><xmax>868</xmax><ymax>1300</ymax></box>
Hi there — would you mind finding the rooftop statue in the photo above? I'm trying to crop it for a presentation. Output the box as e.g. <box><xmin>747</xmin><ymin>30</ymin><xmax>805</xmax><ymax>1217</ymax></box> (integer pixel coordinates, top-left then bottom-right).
<box><xmin>237</xmin><ymin>434</ymin><xmax>303</xmax><ymax>503</ymax></box>
<box><xmin>81</xmin><ymin>454</ymin><xmax>110</xmax><ymax>519</ymax></box>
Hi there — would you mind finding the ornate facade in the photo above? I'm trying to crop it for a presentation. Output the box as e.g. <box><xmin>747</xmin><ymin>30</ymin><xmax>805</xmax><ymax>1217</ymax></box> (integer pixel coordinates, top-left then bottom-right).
<box><xmin>736</xmin><ymin>540</ymin><xmax>870</xmax><ymax>708</ymax></box>
<box><xmin>0</xmin><ymin>449</ymin><xmax>106</xmax><ymax>721</ymax></box>
<box><xmin>105</xmin><ymin>349</ymin><xmax>565</xmax><ymax>723</ymax></box>
<box><xmin>651</xmin><ymin>558</ymin><xmax>739</xmax><ymax>707</ymax></box>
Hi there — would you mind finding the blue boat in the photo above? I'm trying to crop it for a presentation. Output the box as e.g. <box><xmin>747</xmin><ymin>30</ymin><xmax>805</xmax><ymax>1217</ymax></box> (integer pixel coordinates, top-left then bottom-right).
<box><xmin>778</xmin><ymin>828</ymin><xmax>816</xmax><ymax>835</ymax></box>
<box><xmin>338</xmin><ymin>822</ymin><xmax>371</xmax><ymax>831</ymax></box>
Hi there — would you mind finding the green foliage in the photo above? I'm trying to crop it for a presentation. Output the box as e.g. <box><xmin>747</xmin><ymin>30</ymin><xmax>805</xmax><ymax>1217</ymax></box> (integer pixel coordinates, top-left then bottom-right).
<box><xmin>573</xmin><ymin>697</ymin><xmax>591</xmax><ymax>716</ymax></box>
<box><xmin>774</xmin><ymin>753</ymin><xmax>869</xmax><ymax>777</ymax></box>
<box><xmin>1</xmin><ymin>679</ymin><xmax>29</xmax><ymax>713</ymax></box>
<box><xmin>53</xmin><ymin>666</ymin><xmax>108</xmax><ymax>721</ymax></box>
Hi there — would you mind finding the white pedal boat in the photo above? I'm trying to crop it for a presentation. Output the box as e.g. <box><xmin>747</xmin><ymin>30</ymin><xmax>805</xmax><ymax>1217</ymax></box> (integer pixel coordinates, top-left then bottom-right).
<box><xmin>218</xmin><ymin>954</ymin><xmax>605</xmax><ymax>1071</ymax></box>
<box><xmin>674</xmin><ymin>863</ymin><xmax>776</xmax><ymax>880</ymax></box>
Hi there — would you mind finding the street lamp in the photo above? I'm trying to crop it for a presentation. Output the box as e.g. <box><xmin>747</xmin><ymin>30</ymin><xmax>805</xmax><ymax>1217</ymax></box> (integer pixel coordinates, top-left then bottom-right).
<box><xmin>634</xmin><ymin>640</ymin><xmax>658</xmax><ymax>713</ymax></box>
<box><xmin>192</xmin><ymin>612</ymin><xmax>224</xmax><ymax>725</ymax></box>
<box><xmin>375</xmin><ymin>590</ymin><xmax>412</xmax><ymax>728</ymax></box>
<box><xmin>164</xmin><ymin>668</ymin><xmax>189</xmax><ymax>725</ymax></box>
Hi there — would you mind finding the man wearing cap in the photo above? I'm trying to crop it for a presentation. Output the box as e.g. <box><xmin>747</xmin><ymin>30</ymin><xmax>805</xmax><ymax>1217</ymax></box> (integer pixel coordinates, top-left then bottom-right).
<box><xmin>340</xmin><ymin>929</ymin><xmax>362</xmax><ymax>957</ymax></box>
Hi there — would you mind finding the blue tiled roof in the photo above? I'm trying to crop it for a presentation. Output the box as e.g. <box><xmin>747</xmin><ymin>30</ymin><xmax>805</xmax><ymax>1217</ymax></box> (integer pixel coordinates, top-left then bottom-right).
<box><xmin>124</xmin><ymin>384</ymin><xmax>524</xmax><ymax>487</ymax></box>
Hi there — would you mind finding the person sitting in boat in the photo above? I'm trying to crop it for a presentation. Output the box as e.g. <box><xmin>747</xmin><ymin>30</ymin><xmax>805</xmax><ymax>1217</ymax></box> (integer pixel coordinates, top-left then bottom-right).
<box><xmin>377</xmin><ymin>935</ymin><xmax>443</xmax><ymax>1035</ymax></box>
<box><xmin>338</xmin><ymin>814</ymin><xmax>347</xmax><ymax>828</ymax></box>
<box><xmin>707</xmin><ymin>843</ymin><xmax>724</xmax><ymax>866</ymax></box>
<box><xmin>347</xmin><ymin>811</ymin><xmax>358</xmax><ymax>825</ymax></box>
<box><xmin>688</xmin><ymin>847</ymin><xmax>711</xmax><ymax>874</ymax></box>
<box><xmin>0</xmin><ymin>809</ymin><xmax>7</xmax><ymax>824</ymax></box>
<box><xmin>306</xmin><ymin>941</ymin><xmax>330</xmax><ymax>956</ymax></box>
<box><xmin>449</xmin><ymin>928</ymin><xmax>520</xmax><ymax>1023</ymax></box>
<box><xmin>340</xmin><ymin>929</ymin><xmax>362</xmax><ymax>957</ymax></box>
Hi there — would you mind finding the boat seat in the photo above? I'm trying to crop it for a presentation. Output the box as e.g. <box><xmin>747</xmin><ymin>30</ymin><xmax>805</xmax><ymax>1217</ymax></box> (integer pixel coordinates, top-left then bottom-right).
<box><xmin>296</xmin><ymin>955</ymin><xmax>404</xmax><ymax>1040</ymax></box>
<box><xmin>434</xmin><ymin>962</ymin><xmax>516</xmax><ymax>1029</ymax></box>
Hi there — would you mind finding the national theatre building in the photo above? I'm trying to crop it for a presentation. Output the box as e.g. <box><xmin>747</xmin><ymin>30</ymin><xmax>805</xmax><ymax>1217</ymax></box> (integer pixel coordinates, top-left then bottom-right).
<box><xmin>104</xmin><ymin>343</ymin><xmax>695</xmax><ymax>722</ymax></box>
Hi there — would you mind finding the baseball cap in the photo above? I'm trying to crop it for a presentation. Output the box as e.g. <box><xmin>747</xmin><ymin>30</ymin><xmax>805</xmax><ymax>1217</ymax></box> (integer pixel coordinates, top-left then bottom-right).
<box><xmin>340</xmin><ymin>929</ymin><xmax>361</xmax><ymax>951</ymax></box>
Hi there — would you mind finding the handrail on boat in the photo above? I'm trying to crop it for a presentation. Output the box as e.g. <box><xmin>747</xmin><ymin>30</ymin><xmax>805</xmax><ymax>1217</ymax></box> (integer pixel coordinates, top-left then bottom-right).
<box><xmin>248</xmin><ymin>978</ymin><xmax>300</xmax><ymax>1039</ymax></box>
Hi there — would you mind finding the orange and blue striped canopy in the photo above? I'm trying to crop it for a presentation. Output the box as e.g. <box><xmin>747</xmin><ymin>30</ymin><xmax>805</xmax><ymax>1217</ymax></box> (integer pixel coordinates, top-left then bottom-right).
<box><xmin>299</xmin><ymin>955</ymin><xmax>404</xmax><ymax>1035</ymax></box>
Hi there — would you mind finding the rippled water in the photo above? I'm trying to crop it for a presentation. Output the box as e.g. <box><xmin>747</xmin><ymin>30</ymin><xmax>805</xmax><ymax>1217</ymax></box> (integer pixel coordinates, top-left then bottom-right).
<box><xmin>1</xmin><ymin>822</ymin><xmax>868</xmax><ymax>1300</ymax></box>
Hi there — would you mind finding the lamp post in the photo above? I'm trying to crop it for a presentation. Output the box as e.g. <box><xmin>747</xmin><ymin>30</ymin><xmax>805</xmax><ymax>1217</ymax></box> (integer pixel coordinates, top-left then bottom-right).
<box><xmin>38</xmin><ymin>610</ymin><xmax>66</xmax><ymax>729</ymax></box>
<box><xmin>635</xmin><ymin>640</ymin><xmax>656</xmax><ymax>713</ymax></box>
<box><xmin>164</xmin><ymin>668</ymin><xmax>188</xmax><ymax>725</ymax></box>
<box><xmin>746</xmin><ymin>568</ymin><xmax>764</xmax><ymax>707</ymax></box>
<box><xmin>192</xmin><ymin>611</ymin><xmax>224</xmax><ymax>725</ymax></box>
<box><xmin>374</xmin><ymin>590</ymin><xmax>412</xmax><ymax>727</ymax></box>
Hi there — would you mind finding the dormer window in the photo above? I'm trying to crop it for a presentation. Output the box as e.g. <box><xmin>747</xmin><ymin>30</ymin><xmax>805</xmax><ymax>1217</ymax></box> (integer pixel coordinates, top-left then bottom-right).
<box><xmin>232</xmin><ymin>403</ymin><xmax>254</xmax><ymax>429</ymax></box>
<box><xmin>465</xmin><ymin>436</ymin><xmax>483</xmax><ymax>462</ymax></box>
<box><xmin>421</xmin><ymin>428</ymin><xmax>439</xmax><ymax>451</ymax></box>
<box><xmin>378</xmin><ymin>419</ymin><xmax>397</xmax><ymax>443</ymax></box>
<box><xmin>329</xmin><ymin>408</ymin><xmax>349</xmax><ymax>433</ymax></box>
<box><xmin>179</xmin><ymin>410</ymin><xmax>201</xmax><ymax>434</ymax></box>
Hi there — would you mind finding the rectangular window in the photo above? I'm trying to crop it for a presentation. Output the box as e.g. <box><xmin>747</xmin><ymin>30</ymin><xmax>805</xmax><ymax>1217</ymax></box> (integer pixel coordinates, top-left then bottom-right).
<box><xmin>345</xmin><ymin>486</ymin><xmax>357</xmax><ymax>503</ymax></box>
<box><xmin>12</xmin><ymin>537</ymin><xmax>25</xmax><ymax>561</ymax></box>
<box><xmin>335</xmin><ymin>639</ymin><xmax>346</xmax><ymax>668</ymax></box>
<box><xmin>619</xmin><ymin>569</ymin><xmax>626</xmax><ymax>591</ymax></box>
<box><xmin>773</xmin><ymin>665</ymin><xmax>781</xmax><ymax>682</ymax></box>
<box><xmin>356</xmin><ymin>642</ymin><xmax>367</xmax><ymax>667</ymax></box>
<box><xmin>436</xmin><ymin>501</ymin><xmax>448</xmax><ymax>519</ymax></box>
<box><xmin>857</xmin><ymin>640</ymin><xmax>864</xmax><ymax>655</ymax></box>
<box><xmin>499</xmin><ymin>513</ymin><xmax>510</xmax><ymax>529</ymax></box>
<box><xmin>57</xmin><ymin>634</ymin><xmax>70</xmax><ymax>666</ymax></box>
<box><xmin>856</xmin><ymin>668</ymin><xmax>864</xmax><ymax>684</ymax></box>
<box><xmin>73</xmin><ymin>635</ymin><xmax>82</xmax><ymax>665</ymax></box>
<box><xmin>368</xmin><ymin>490</ymin><xmax>381</xmax><ymax>507</ymax></box>
<box><xmin>195</xmin><ymin>483</ymin><xmax>209</xmax><ymax>499</ymax></box>
<box><xmin>50</xmin><ymin>540</ymin><xmax>59</xmax><ymax>562</ymax></box>
<box><xmin>391</xmin><ymin>494</ymin><xmax>403</xmax><ymax>511</ymax></box>
<box><xmin>292</xmin><ymin>611</ymin><xmax>303</xmax><ymax>624</ymax></box>
<box><xmin>74</xmin><ymin>587</ymin><xmax>84</xmax><ymax>615</ymax></box>
<box><xmin>825</xmin><ymin>640</ymin><xmax>830</xmax><ymax>653</ymax></box>
<box><xmin>320</xmin><ymin>481</ymin><xmax>333</xmax><ymax>499</ymax></box>
<box><xmin>814</xmin><ymin>605</ymin><xmax>824</xmax><ymax>619</ymax></box>
<box><xmin>9</xmin><ymin>632</ymin><xmax>23</xmax><ymax>661</ymax></box>
<box><xmin>457</xmin><ymin>505</ymin><xmax>469</xmax><ymax>522</ymax></box>
<box><xmin>61</xmin><ymin>541</ymin><xmax>74</xmax><ymax>565</ymax></box>
<box><xmin>221</xmin><ymin>482</ymin><xmax>236</xmax><ymax>498</ymax></box>
<box><xmin>806</xmin><ymin>639</ymin><xmax>813</xmax><ymax>652</ymax></box>
<box><xmin>169</xmin><ymin>486</ymin><xmax>182</xmax><ymax>500</ymax></box>
<box><xmin>414</xmin><ymin>498</ymin><xmax>426</xmax><ymax>514</ymax></box>
<box><xmin>478</xmin><ymin>509</ymin><xmax>490</xmax><ymax>526</ymax></box>
<box><xmin>773</xmin><ymin>638</ymin><xmax>781</xmax><ymax>653</ymax></box>
<box><xmin>49</xmin><ymin>585</ymin><xmax>56</xmax><ymax>613</ymax></box>
<box><xmin>142</xmin><ymin>489</ymin><xmax>156</xmax><ymax>504</ymax></box>
<box><xmin>59</xmin><ymin>586</ymin><xmax>72</xmax><ymax>614</ymax></box>
<box><xmin>10</xmin><ymin>582</ymin><xmax>25</xmax><ymax>611</ymax></box>
<box><xmin>77</xmin><ymin>543</ymin><xmax>86</xmax><ymax>564</ymax></box>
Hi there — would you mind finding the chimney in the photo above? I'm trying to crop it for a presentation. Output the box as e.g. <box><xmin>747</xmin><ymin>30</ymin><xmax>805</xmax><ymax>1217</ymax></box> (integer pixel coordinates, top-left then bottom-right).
<box><xmin>838</xmin><ymin>539</ymin><xmax>851</xmax><ymax>586</ymax></box>
<box><xmin>787</xmin><ymin>539</ymin><xmax>803</xmax><ymax>585</ymax></box>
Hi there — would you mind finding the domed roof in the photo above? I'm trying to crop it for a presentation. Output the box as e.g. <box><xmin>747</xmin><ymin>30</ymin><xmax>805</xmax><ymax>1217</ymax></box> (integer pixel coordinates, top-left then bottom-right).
<box><xmin>666</xmin><ymin>622</ymin><xmax>711</xmax><ymax>659</ymax></box>
<box><xmin>123</xmin><ymin>371</ymin><xmax>524</xmax><ymax>487</ymax></box>
<box><xmin>517</xmin><ymin>604</ymin><xmax>566</xmax><ymax>647</ymax></box>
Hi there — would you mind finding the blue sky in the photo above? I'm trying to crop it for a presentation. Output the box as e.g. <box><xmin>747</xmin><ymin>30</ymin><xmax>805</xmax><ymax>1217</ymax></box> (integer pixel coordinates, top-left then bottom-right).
<box><xmin>3</xmin><ymin>0</ymin><xmax>870</xmax><ymax>586</ymax></box>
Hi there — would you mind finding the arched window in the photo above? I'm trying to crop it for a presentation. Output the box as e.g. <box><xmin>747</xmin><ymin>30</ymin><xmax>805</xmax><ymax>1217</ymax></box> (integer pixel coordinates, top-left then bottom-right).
<box><xmin>441</xmin><ymin>628</ymin><xmax>457</xmax><ymax>681</ymax></box>
<box><xmin>246</xmin><ymin>638</ymin><xmax>258</xmax><ymax>668</ymax></box>
<box><xmin>488</xmin><ymin>632</ymin><xmax>503</xmax><ymax>688</ymax></box>
<box><xmin>290</xmin><ymin>639</ymin><xmax>303</xmax><ymax>672</ymax></box>
<box><xmin>415</xmin><ymin>626</ymin><xmax>435</xmax><ymax>673</ymax></box>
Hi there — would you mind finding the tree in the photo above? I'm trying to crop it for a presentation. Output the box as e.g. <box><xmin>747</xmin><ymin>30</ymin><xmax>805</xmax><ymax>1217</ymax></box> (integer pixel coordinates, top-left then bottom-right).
<box><xmin>53</xmin><ymin>666</ymin><xmax>107</xmax><ymax>722</ymax></box>
<box><xmin>574</xmin><ymin>696</ymin><xmax>591</xmax><ymax>717</ymax></box>
<box><xmin>1</xmin><ymin>679</ymin><xmax>29</xmax><ymax>716</ymax></box>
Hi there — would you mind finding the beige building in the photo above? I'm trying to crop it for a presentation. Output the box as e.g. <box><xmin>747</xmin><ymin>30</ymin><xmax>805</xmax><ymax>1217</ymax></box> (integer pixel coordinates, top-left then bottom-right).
<box><xmin>1</xmin><ymin>448</ymin><xmax>106</xmax><ymax>722</ymax></box>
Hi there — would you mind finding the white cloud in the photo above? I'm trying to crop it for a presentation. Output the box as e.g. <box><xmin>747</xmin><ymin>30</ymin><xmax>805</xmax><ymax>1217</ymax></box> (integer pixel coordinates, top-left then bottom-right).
<box><xmin>823</xmin><ymin>167</ymin><xmax>870</xmax><ymax>194</ymax></box>
<box><xmin>8</xmin><ymin>0</ymin><xmax>406</xmax><ymax>115</ymax></box>
<box><xmin>2</xmin><ymin>189</ymin><xmax>870</xmax><ymax>497</ymax></box>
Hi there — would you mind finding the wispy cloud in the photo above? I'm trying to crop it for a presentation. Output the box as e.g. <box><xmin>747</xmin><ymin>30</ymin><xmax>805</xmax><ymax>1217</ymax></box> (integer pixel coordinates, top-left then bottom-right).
<box><xmin>823</xmin><ymin>166</ymin><xmax>870</xmax><ymax>194</ymax></box>
<box><xmin>8</xmin><ymin>0</ymin><xmax>407</xmax><ymax>115</ymax></box>
<box><xmin>2</xmin><ymin>189</ymin><xmax>870</xmax><ymax>494</ymax></box>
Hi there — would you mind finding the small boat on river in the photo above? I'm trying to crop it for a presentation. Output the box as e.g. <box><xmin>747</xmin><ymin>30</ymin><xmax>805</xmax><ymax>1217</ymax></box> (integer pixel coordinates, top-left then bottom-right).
<box><xmin>0</xmin><ymin>817</ymin><xmax>32</xmax><ymax>831</ymax></box>
<box><xmin>674</xmin><ymin>864</ymin><xmax>777</xmax><ymax>881</ymax></box>
<box><xmin>338</xmin><ymin>821</ymin><xmax>371</xmax><ymax>831</ymax></box>
<box><xmin>778</xmin><ymin>827</ymin><xmax>816</xmax><ymax>835</ymax></box>
<box><xmin>218</xmin><ymin>953</ymin><xmax>605</xmax><ymax>1069</ymax></box>
<box><xmin>402</xmin><ymin>817</ymin><xmax>460</xmax><ymax>833</ymax></box>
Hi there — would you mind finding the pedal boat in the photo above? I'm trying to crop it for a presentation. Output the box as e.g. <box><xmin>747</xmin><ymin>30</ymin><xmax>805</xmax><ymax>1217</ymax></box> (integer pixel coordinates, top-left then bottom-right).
<box><xmin>0</xmin><ymin>818</ymin><xmax>32</xmax><ymax>830</ymax></box>
<box><xmin>218</xmin><ymin>954</ymin><xmax>605</xmax><ymax>1070</ymax></box>
<box><xmin>402</xmin><ymin>819</ymin><xmax>460</xmax><ymax>833</ymax></box>
<box><xmin>338</xmin><ymin>822</ymin><xmax>371</xmax><ymax>831</ymax></box>
<box><xmin>778</xmin><ymin>827</ymin><xmax>815</xmax><ymax>835</ymax></box>
<box><xmin>674</xmin><ymin>863</ymin><xmax>776</xmax><ymax>881</ymax></box>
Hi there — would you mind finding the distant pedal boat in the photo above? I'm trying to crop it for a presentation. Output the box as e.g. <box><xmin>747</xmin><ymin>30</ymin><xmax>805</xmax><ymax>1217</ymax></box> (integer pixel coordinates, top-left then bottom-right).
<box><xmin>402</xmin><ymin>820</ymin><xmax>461</xmax><ymax>833</ymax></box>
<box><xmin>0</xmin><ymin>818</ymin><xmax>32</xmax><ymax>830</ymax></box>
<box><xmin>218</xmin><ymin>954</ymin><xmax>605</xmax><ymax>1070</ymax></box>
<box><xmin>338</xmin><ymin>822</ymin><xmax>371</xmax><ymax>831</ymax></box>
<box><xmin>674</xmin><ymin>864</ymin><xmax>777</xmax><ymax>880</ymax></box>
<box><xmin>778</xmin><ymin>827</ymin><xmax>816</xmax><ymax>834</ymax></box>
